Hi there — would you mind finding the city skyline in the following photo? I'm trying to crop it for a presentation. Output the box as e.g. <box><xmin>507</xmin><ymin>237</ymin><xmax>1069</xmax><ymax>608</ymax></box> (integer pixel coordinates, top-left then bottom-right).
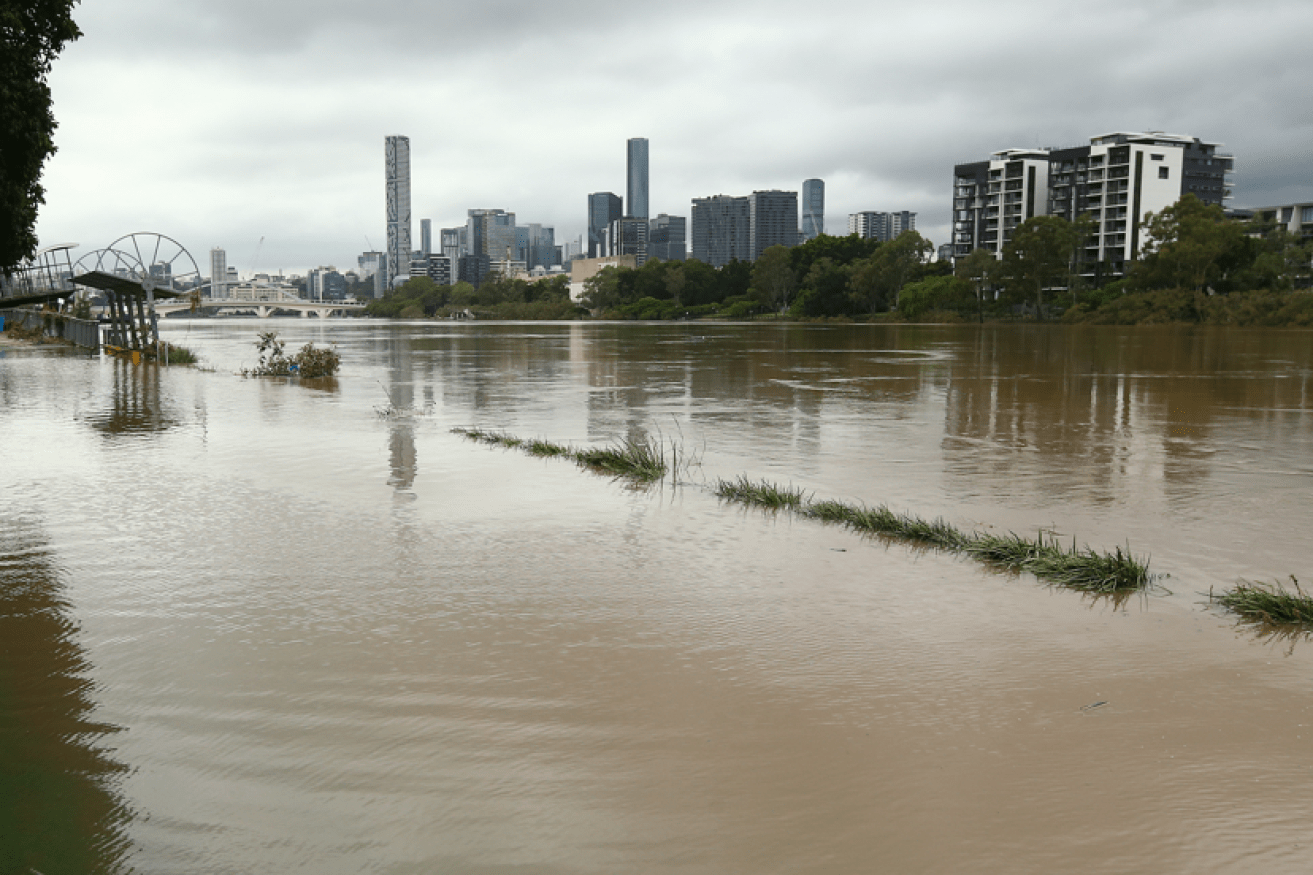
<box><xmin>30</xmin><ymin>0</ymin><xmax>1313</xmax><ymax>275</ymax></box>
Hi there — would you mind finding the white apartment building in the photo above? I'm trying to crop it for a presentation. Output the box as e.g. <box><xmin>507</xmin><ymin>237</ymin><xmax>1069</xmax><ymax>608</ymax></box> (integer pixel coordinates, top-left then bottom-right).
<box><xmin>952</xmin><ymin>132</ymin><xmax>1234</xmax><ymax>280</ymax></box>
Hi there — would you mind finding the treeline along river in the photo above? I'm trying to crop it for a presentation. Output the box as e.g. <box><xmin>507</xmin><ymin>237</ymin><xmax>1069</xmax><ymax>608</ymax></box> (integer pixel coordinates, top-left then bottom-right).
<box><xmin>2</xmin><ymin>319</ymin><xmax>1312</xmax><ymax>873</ymax></box>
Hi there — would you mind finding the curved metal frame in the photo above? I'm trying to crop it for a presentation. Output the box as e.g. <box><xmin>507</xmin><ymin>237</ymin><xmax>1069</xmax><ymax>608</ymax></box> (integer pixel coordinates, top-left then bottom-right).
<box><xmin>102</xmin><ymin>232</ymin><xmax>201</xmax><ymax>294</ymax></box>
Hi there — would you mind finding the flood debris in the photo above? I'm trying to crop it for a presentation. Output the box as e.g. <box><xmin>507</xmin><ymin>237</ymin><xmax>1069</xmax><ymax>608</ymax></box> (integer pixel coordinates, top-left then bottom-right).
<box><xmin>242</xmin><ymin>331</ymin><xmax>340</xmax><ymax>379</ymax></box>
<box><xmin>717</xmin><ymin>478</ymin><xmax>1153</xmax><ymax>593</ymax></box>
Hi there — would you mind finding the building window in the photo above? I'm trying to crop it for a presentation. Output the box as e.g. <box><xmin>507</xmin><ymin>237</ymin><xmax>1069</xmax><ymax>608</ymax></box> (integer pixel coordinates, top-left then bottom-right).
<box><xmin>1301</xmin><ymin>206</ymin><xmax>1313</xmax><ymax>224</ymax></box>
<box><xmin>1150</xmin><ymin>153</ymin><xmax>1164</xmax><ymax>161</ymax></box>
<box><xmin>1281</xmin><ymin>207</ymin><xmax>1294</xmax><ymax>222</ymax></box>
<box><xmin>1159</xmin><ymin>167</ymin><xmax>1170</xmax><ymax>179</ymax></box>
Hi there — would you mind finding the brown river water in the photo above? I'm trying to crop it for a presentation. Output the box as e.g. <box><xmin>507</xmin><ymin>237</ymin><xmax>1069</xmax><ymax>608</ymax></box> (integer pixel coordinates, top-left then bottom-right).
<box><xmin>1</xmin><ymin>320</ymin><xmax>1312</xmax><ymax>873</ymax></box>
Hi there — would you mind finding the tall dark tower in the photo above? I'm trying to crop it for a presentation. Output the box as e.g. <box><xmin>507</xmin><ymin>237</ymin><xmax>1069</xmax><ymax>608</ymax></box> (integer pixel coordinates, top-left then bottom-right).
<box><xmin>627</xmin><ymin>138</ymin><xmax>649</xmax><ymax>220</ymax></box>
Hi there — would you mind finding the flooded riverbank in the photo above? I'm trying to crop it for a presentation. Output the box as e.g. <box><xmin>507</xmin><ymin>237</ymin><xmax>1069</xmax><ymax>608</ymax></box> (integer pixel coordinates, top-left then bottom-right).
<box><xmin>2</xmin><ymin>321</ymin><xmax>1311</xmax><ymax>872</ymax></box>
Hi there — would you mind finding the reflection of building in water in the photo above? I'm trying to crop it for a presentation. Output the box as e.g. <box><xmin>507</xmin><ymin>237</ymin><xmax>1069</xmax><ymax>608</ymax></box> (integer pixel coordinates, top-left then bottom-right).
<box><xmin>387</xmin><ymin>332</ymin><xmax>417</xmax><ymax>491</ymax></box>
<box><xmin>0</xmin><ymin>520</ymin><xmax>134</xmax><ymax>870</ymax></box>
<box><xmin>88</xmin><ymin>358</ymin><xmax>178</xmax><ymax>436</ymax></box>
<box><xmin>937</xmin><ymin>326</ymin><xmax>1264</xmax><ymax>505</ymax></box>
<box><xmin>389</xmin><ymin>421</ymin><xmax>417</xmax><ymax>490</ymax></box>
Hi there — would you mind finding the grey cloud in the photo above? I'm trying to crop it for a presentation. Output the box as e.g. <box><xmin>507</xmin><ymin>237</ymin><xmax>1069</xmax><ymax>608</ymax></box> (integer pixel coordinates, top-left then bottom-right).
<box><xmin>35</xmin><ymin>0</ymin><xmax>1313</xmax><ymax>272</ymax></box>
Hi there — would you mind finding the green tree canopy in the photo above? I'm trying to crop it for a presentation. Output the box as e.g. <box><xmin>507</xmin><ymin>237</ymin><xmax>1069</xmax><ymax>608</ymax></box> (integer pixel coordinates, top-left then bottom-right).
<box><xmin>1</xmin><ymin>0</ymin><xmax>82</xmax><ymax>273</ymax></box>
<box><xmin>1131</xmin><ymin>194</ymin><xmax>1246</xmax><ymax>293</ymax></box>
<box><xmin>998</xmin><ymin>216</ymin><xmax>1082</xmax><ymax>314</ymax></box>
<box><xmin>750</xmin><ymin>245</ymin><xmax>798</xmax><ymax>313</ymax></box>
<box><xmin>850</xmin><ymin>230</ymin><xmax>932</xmax><ymax>312</ymax></box>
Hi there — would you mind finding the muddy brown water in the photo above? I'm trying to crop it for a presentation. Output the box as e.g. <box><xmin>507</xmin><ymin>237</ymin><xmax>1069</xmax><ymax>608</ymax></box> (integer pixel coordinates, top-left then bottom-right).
<box><xmin>1</xmin><ymin>320</ymin><xmax>1311</xmax><ymax>873</ymax></box>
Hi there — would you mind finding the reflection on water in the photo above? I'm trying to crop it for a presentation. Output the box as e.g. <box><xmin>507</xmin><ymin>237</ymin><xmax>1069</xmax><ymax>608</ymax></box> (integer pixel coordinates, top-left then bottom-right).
<box><xmin>82</xmin><ymin>359</ymin><xmax>177</xmax><ymax>436</ymax></box>
<box><xmin>0</xmin><ymin>519</ymin><xmax>133</xmax><ymax>874</ymax></box>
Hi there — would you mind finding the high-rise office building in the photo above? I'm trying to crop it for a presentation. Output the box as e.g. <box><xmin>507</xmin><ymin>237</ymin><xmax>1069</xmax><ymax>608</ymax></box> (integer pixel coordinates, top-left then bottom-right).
<box><xmin>627</xmin><ymin>138</ymin><xmax>650</xmax><ymax>220</ymax></box>
<box><xmin>587</xmin><ymin>192</ymin><xmax>623</xmax><ymax>258</ymax></box>
<box><xmin>420</xmin><ymin>219</ymin><xmax>432</xmax><ymax>257</ymax></box>
<box><xmin>648</xmin><ymin>214</ymin><xmax>687</xmax><ymax>262</ymax></box>
<box><xmin>749</xmin><ymin>190</ymin><xmax>799</xmax><ymax>261</ymax></box>
<box><xmin>410</xmin><ymin>254</ymin><xmax>454</xmax><ymax>285</ymax></box>
<box><xmin>952</xmin><ymin>131</ymin><xmax>1233</xmax><ymax>280</ymax></box>
<box><xmin>385</xmin><ymin>135</ymin><xmax>412</xmax><ymax>289</ymax></box>
<box><xmin>209</xmin><ymin>247</ymin><xmax>227</xmax><ymax>298</ymax></box>
<box><xmin>440</xmin><ymin>227</ymin><xmax>465</xmax><ymax>261</ymax></box>
<box><xmin>691</xmin><ymin>195</ymin><xmax>751</xmax><ymax>267</ymax></box>
<box><xmin>801</xmin><ymin>179</ymin><xmax>824</xmax><ymax>240</ymax></box>
<box><xmin>466</xmin><ymin>209</ymin><xmax>517</xmax><ymax>261</ymax></box>
<box><xmin>607</xmin><ymin>217</ymin><xmax>649</xmax><ymax>265</ymax></box>
<box><xmin>525</xmin><ymin>224</ymin><xmax>556</xmax><ymax>269</ymax></box>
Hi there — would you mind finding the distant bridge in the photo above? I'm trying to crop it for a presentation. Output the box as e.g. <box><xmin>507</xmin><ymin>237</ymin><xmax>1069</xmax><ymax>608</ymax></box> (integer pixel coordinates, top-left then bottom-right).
<box><xmin>155</xmin><ymin>298</ymin><xmax>365</xmax><ymax>319</ymax></box>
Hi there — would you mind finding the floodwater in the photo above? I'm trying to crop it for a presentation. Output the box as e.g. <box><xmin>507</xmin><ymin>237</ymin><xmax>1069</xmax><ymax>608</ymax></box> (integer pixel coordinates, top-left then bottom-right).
<box><xmin>2</xmin><ymin>319</ymin><xmax>1312</xmax><ymax>874</ymax></box>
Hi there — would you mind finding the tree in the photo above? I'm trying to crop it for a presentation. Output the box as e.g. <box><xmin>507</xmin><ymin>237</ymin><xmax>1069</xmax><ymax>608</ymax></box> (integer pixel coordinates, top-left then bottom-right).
<box><xmin>750</xmin><ymin>245</ymin><xmax>797</xmax><ymax>313</ymax></box>
<box><xmin>791</xmin><ymin>257</ymin><xmax>854</xmax><ymax>317</ymax></box>
<box><xmin>1131</xmin><ymin>194</ymin><xmax>1246</xmax><ymax>293</ymax></box>
<box><xmin>580</xmin><ymin>266</ymin><xmax>624</xmax><ymax>311</ymax></box>
<box><xmin>1</xmin><ymin>0</ymin><xmax>82</xmax><ymax>273</ymax></box>
<box><xmin>850</xmin><ymin>230</ymin><xmax>932</xmax><ymax>312</ymax></box>
<box><xmin>998</xmin><ymin>216</ymin><xmax>1081</xmax><ymax>315</ymax></box>
<box><xmin>955</xmin><ymin>248</ymin><xmax>998</xmax><ymax>322</ymax></box>
<box><xmin>897</xmin><ymin>275</ymin><xmax>974</xmax><ymax>321</ymax></box>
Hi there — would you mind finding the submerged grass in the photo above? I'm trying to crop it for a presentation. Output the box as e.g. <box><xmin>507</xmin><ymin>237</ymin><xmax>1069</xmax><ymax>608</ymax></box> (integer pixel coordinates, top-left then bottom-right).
<box><xmin>714</xmin><ymin>476</ymin><xmax>809</xmax><ymax>510</ymax></box>
<box><xmin>453</xmin><ymin>428</ymin><xmax>670</xmax><ymax>482</ymax></box>
<box><xmin>574</xmin><ymin>436</ymin><xmax>666</xmax><ymax>481</ymax></box>
<box><xmin>450</xmin><ymin>436</ymin><xmax>1153</xmax><ymax>594</ymax></box>
<box><xmin>723</xmin><ymin>478</ymin><xmax>1152</xmax><ymax>593</ymax></box>
<box><xmin>1213</xmin><ymin>577</ymin><xmax>1313</xmax><ymax>629</ymax></box>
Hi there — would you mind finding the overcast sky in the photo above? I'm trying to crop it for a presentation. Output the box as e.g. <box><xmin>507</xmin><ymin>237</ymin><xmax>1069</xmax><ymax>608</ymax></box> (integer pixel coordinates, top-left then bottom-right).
<box><xmin>34</xmin><ymin>0</ymin><xmax>1313</xmax><ymax>277</ymax></box>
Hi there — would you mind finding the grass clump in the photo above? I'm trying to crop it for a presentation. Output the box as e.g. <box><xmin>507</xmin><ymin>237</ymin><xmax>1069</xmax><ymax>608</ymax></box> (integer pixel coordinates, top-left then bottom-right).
<box><xmin>452</xmin><ymin>427</ymin><xmax>675</xmax><ymax>483</ymax></box>
<box><xmin>159</xmin><ymin>342</ymin><xmax>197</xmax><ymax>365</ymax></box>
<box><xmin>1214</xmin><ymin>577</ymin><xmax>1313</xmax><ymax>628</ymax></box>
<box><xmin>574</xmin><ymin>436</ymin><xmax>667</xmax><ymax>481</ymax></box>
<box><xmin>714</xmin><ymin>476</ymin><xmax>809</xmax><ymax>510</ymax></box>
<box><xmin>527</xmin><ymin>439</ymin><xmax>571</xmax><ymax>457</ymax></box>
<box><xmin>963</xmin><ymin>533</ymin><xmax>1149</xmax><ymax>592</ymax></box>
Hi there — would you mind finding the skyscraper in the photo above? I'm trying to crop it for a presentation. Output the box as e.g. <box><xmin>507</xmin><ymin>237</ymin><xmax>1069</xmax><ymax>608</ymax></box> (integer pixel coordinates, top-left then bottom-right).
<box><xmin>420</xmin><ymin>219</ymin><xmax>432</xmax><ymax>257</ymax></box>
<box><xmin>466</xmin><ymin>209</ymin><xmax>517</xmax><ymax>261</ymax></box>
<box><xmin>801</xmin><ymin>179</ymin><xmax>824</xmax><ymax>241</ymax></box>
<box><xmin>209</xmin><ymin>247</ymin><xmax>227</xmax><ymax>298</ymax></box>
<box><xmin>648</xmin><ymin>214</ymin><xmax>687</xmax><ymax>262</ymax></box>
<box><xmin>749</xmin><ymin>190</ymin><xmax>799</xmax><ymax>261</ymax></box>
<box><xmin>587</xmin><ymin>192</ymin><xmax>623</xmax><ymax>258</ymax></box>
<box><xmin>627</xmin><ymin>138</ymin><xmax>649</xmax><ymax>219</ymax></box>
<box><xmin>385</xmin><ymin>136</ymin><xmax>412</xmax><ymax>290</ymax></box>
<box><xmin>691</xmin><ymin>195</ymin><xmax>751</xmax><ymax>267</ymax></box>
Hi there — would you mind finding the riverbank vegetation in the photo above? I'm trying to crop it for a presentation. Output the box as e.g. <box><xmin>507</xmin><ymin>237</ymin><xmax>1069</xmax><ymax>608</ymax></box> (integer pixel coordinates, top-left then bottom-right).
<box><xmin>242</xmin><ymin>331</ymin><xmax>340</xmax><ymax>379</ymax></box>
<box><xmin>714</xmin><ymin>477</ymin><xmax>1151</xmax><ymax>593</ymax></box>
<box><xmin>365</xmin><ymin>275</ymin><xmax>587</xmax><ymax>320</ymax></box>
<box><xmin>1213</xmin><ymin>577</ymin><xmax>1313</xmax><ymax>630</ymax></box>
